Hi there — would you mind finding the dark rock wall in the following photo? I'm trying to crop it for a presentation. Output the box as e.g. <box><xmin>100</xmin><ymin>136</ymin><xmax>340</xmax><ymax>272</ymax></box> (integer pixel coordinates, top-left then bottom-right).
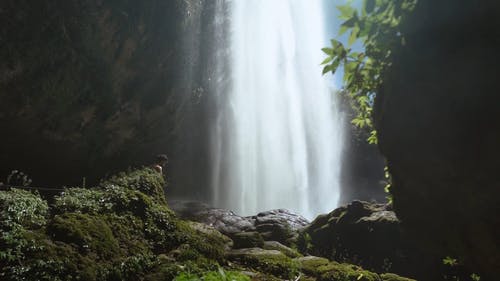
<box><xmin>303</xmin><ymin>201</ymin><xmax>436</xmax><ymax>279</ymax></box>
<box><xmin>374</xmin><ymin>1</ymin><xmax>500</xmax><ymax>279</ymax></box>
<box><xmin>0</xmin><ymin>0</ymin><xmax>218</xmax><ymax>191</ymax></box>
<box><xmin>339</xmin><ymin>98</ymin><xmax>387</xmax><ymax>204</ymax></box>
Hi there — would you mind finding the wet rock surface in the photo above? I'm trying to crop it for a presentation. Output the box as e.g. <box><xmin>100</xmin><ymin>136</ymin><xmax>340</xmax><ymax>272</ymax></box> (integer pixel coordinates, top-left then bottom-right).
<box><xmin>170</xmin><ymin>200</ymin><xmax>309</xmax><ymax>247</ymax></box>
<box><xmin>301</xmin><ymin>200</ymin><xmax>434</xmax><ymax>279</ymax></box>
<box><xmin>171</xmin><ymin>200</ymin><xmax>424</xmax><ymax>280</ymax></box>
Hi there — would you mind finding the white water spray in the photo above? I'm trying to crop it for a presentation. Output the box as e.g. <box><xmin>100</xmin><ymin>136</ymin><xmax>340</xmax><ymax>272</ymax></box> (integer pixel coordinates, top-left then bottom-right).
<box><xmin>211</xmin><ymin>0</ymin><xmax>343</xmax><ymax>220</ymax></box>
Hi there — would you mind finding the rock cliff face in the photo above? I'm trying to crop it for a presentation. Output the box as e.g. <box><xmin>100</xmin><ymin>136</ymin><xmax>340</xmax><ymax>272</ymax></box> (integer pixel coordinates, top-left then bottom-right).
<box><xmin>301</xmin><ymin>201</ymin><xmax>436</xmax><ymax>279</ymax></box>
<box><xmin>0</xmin><ymin>0</ymin><xmax>220</xmax><ymax>190</ymax></box>
<box><xmin>374</xmin><ymin>1</ymin><xmax>500</xmax><ymax>279</ymax></box>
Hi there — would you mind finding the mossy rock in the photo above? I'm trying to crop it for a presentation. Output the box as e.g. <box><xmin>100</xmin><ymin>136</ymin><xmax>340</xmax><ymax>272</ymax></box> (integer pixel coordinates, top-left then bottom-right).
<box><xmin>227</xmin><ymin>248</ymin><xmax>299</xmax><ymax>279</ymax></box>
<box><xmin>101</xmin><ymin>168</ymin><xmax>166</xmax><ymax>204</ymax></box>
<box><xmin>317</xmin><ymin>262</ymin><xmax>380</xmax><ymax>281</ymax></box>
<box><xmin>297</xmin><ymin>256</ymin><xmax>381</xmax><ymax>281</ymax></box>
<box><xmin>173</xmin><ymin>220</ymin><xmax>229</xmax><ymax>262</ymax></box>
<box><xmin>186</xmin><ymin>221</ymin><xmax>233</xmax><ymax>250</ymax></box>
<box><xmin>144</xmin><ymin>262</ymin><xmax>182</xmax><ymax>281</ymax></box>
<box><xmin>48</xmin><ymin>213</ymin><xmax>122</xmax><ymax>259</ymax></box>
<box><xmin>295</xmin><ymin>256</ymin><xmax>331</xmax><ymax>275</ymax></box>
<box><xmin>54</xmin><ymin>168</ymin><xmax>172</xmax><ymax>220</ymax></box>
<box><xmin>0</xmin><ymin>168</ymin><xmax>236</xmax><ymax>280</ymax></box>
<box><xmin>105</xmin><ymin>214</ymin><xmax>150</xmax><ymax>255</ymax></box>
<box><xmin>232</xmin><ymin>231</ymin><xmax>264</xmax><ymax>249</ymax></box>
<box><xmin>380</xmin><ymin>273</ymin><xmax>416</xmax><ymax>281</ymax></box>
<box><xmin>263</xmin><ymin>241</ymin><xmax>301</xmax><ymax>258</ymax></box>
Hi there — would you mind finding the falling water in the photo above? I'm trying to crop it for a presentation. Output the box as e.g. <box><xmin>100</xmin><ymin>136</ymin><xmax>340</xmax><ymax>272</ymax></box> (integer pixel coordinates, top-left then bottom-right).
<box><xmin>211</xmin><ymin>0</ymin><xmax>343</xmax><ymax>220</ymax></box>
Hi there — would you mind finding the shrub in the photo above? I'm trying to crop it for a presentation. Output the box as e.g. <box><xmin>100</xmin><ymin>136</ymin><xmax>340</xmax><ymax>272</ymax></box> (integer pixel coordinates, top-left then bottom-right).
<box><xmin>0</xmin><ymin>189</ymin><xmax>49</xmax><ymax>280</ymax></box>
<box><xmin>53</xmin><ymin>187</ymin><xmax>105</xmax><ymax>214</ymax></box>
<box><xmin>0</xmin><ymin>168</ymin><xmax>233</xmax><ymax>280</ymax></box>
<box><xmin>174</xmin><ymin>268</ymin><xmax>250</xmax><ymax>281</ymax></box>
<box><xmin>101</xmin><ymin>167</ymin><xmax>166</xmax><ymax>204</ymax></box>
<box><xmin>0</xmin><ymin>188</ymin><xmax>48</xmax><ymax>229</ymax></box>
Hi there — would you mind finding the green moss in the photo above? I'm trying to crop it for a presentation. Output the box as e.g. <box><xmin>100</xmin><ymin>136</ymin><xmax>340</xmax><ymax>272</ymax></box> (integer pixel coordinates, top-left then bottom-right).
<box><xmin>295</xmin><ymin>256</ymin><xmax>331</xmax><ymax>275</ymax></box>
<box><xmin>317</xmin><ymin>262</ymin><xmax>380</xmax><ymax>281</ymax></box>
<box><xmin>296</xmin><ymin>256</ymin><xmax>386</xmax><ymax>281</ymax></box>
<box><xmin>48</xmin><ymin>213</ymin><xmax>122</xmax><ymax>259</ymax></box>
<box><xmin>228</xmin><ymin>248</ymin><xmax>299</xmax><ymax>279</ymax></box>
<box><xmin>263</xmin><ymin>241</ymin><xmax>301</xmax><ymax>258</ymax></box>
<box><xmin>101</xmin><ymin>167</ymin><xmax>166</xmax><ymax>204</ymax></box>
<box><xmin>380</xmin><ymin>273</ymin><xmax>415</xmax><ymax>281</ymax></box>
<box><xmin>144</xmin><ymin>263</ymin><xmax>182</xmax><ymax>281</ymax></box>
<box><xmin>4</xmin><ymin>230</ymin><xmax>103</xmax><ymax>281</ymax></box>
<box><xmin>0</xmin><ymin>168</ymin><xmax>233</xmax><ymax>280</ymax></box>
<box><xmin>174</xmin><ymin>221</ymin><xmax>228</xmax><ymax>262</ymax></box>
<box><xmin>232</xmin><ymin>231</ymin><xmax>264</xmax><ymax>249</ymax></box>
<box><xmin>53</xmin><ymin>168</ymin><xmax>177</xmax><ymax>254</ymax></box>
<box><xmin>173</xmin><ymin>268</ymin><xmax>251</xmax><ymax>281</ymax></box>
<box><xmin>103</xmin><ymin>214</ymin><xmax>150</xmax><ymax>256</ymax></box>
<box><xmin>296</xmin><ymin>231</ymin><xmax>313</xmax><ymax>254</ymax></box>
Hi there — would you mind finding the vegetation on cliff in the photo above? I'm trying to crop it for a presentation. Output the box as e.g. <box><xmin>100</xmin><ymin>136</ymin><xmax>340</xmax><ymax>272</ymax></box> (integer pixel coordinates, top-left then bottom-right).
<box><xmin>0</xmin><ymin>167</ymin><xmax>415</xmax><ymax>281</ymax></box>
<box><xmin>321</xmin><ymin>0</ymin><xmax>416</xmax><ymax>144</ymax></box>
<box><xmin>323</xmin><ymin>1</ymin><xmax>500</xmax><ymax>280</ymax></box>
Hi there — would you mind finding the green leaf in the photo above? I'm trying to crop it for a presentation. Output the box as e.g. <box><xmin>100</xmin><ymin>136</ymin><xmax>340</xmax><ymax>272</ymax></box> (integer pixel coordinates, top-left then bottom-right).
<box><xmin>321</xmin><ymin>48</ymin><xmax>333</xmax><ymax>55</ymax></box>
<box><xmin>337</xmin><ymin>5</ymin><xmax>355</xmax><ymax>20</ymax></box>
<box><xmin>339</xmin><ymin>25</ymin><xmax>349</xmax><ymax>36</ymax></box>
<box><xmin>330</xmin><ymin>39</ymin><xmax>340</xmax><ymax>49</ymax></box>
<box><xmin>322</xmin><ymin>64</ymin><xmax>333</xmax><ymax>75</ymax></box>
<box><xmin>330</xmin><ymin>58</ymin><xmax>341</xmax><ymax>74</ymax></box>
<box><xmin>443</xmin><ymin>257</ymin><xmax>458</xmax><ymax>266</ymax></box>
<box><xmin>357</xmin><ymin>95</ymin><xmax>369</xmax><ymax>105</ymax></box>
<box><xmin>345</xmin><ymin>60</ymin><xmax>359</xmax><ymax>73</ymax></box>
<box><xmin>367</xmin><ymin>130</ymin><xmax>378</xmax><ymax>144</ymax></box>
<box><xmin>348</xmin><ymin>26</ymin><xmax>360</xmax><ymax>47</ymax></box>
<box><xmin>341</xmin><ymin>17</ymin><xmax>357</xmax><ymax>28</ymax></box>
<box><xmin>320</xmin><ymin>56</ymin><xmax>333</xmax><ymax>65</ymax></box>
<box><xmin>365</xmin><ymin>0</ymin><xmax>376</xmax><ymax>13</ymax></box>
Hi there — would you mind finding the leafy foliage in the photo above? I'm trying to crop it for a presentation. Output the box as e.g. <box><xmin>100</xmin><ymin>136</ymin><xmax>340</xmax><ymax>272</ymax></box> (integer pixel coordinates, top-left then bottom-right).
<box><xmin>0</xmin><ymin>189</ymin><xmax>48</xmax><ymax>229</ymax></box>
<box><xmin>441</xmin><ymin>257</ymin><xmax>482</xmax><ymax>281</ymax></box>
<box><xmin>322</xmin><ymin>0</ymin><xmax>417</xmax><ymax>144</ymax></box>
<box><xmin>0</xmin><ymin>168</ymin><xmax>231</xmax><ymax>280</ymax></box>
<box><xmin>383</xmin><ymin>166</ymin><xmax>393</xmax><ymax>204</ymax></box>
<box><xmin>0</xmin><ymin>189</ymin><xmax>47</xmax><ymax>267</ymax></box>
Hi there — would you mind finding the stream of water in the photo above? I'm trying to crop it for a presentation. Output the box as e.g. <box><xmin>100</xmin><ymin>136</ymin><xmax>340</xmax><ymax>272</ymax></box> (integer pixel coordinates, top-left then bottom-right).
<box><xmin>211</xmin><ymin>0</ymin><xmax>343</xmax><ymax>220</ymax></box>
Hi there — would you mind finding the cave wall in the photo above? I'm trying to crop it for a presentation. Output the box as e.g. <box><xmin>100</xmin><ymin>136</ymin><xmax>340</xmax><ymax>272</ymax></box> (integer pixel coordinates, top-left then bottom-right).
<box><xmin>0</xmin><ymin>0</ymin><xmax>215</xmax><ymax>189</ymax></box>
<box><xmin>374</xmin><ymin>1</ymin><xmax>500</xmax><ymax>279</ymax></box>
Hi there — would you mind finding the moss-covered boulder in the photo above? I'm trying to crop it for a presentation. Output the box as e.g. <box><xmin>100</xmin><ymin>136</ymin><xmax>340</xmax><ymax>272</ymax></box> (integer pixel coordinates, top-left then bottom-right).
<box><xmin>227</xmin><ymin>248</ymin><xmax>299</xmax><ymax>279</ymax></box>
<box><xmin>300</xmin><ymin>200</ymin><xmax>424</xmax><ymax>277</ymax></box>
<box><xmin>0</xmin><ymin>168</ymin><xmax>419</xmax><ymax>281</ymax></box>
<box><xmin>380</xmin><ymin>273</ymin><xmax>415</xmax><ymax>281</ymax></box>
<box><xmin>295</xmin><ymin>256</ymin><xmax>415</xmax><ymax>281</ymax></box>
<box><xmin>0</xmin><ymin>168</ymin><xmax>232</xmax><ymax>280</ymax></box>
<box><xmin>232</xmin><ymin>231</ymin><xmax>264</xmax><ymax>249</ymax></box>
<box><xmin>296</xmin><ymin>257</ymin><xmax>378</xmax><ymax>281</ymax></box>
<box><xmin>48</xmin><ymin>213</ymin><xmax>122</xmax><ymax>259</ymax></box>
<box><xmin>262</xmin><ymin>241</ymin><xmax>301</xmax><ymax>258</ymax></box>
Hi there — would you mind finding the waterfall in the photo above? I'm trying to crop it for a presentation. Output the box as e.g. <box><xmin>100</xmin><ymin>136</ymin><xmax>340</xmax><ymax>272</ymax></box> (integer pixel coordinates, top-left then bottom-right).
<box><xmin>211</xmin><ymin>0</ymin><xmax>343</xmax><ymax>220</ymax></box>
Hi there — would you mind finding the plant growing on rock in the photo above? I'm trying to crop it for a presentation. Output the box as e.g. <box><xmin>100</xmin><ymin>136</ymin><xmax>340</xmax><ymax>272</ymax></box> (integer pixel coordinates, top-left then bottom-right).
<box><xmin>321</xmin><ymin>0</ymin><xmax>417</xmax><ymax>144</ymax></box>
<box><xmin>0</xmin><ymin>168</ymin><xmax>231</xmax><ymax>280</ymax></box>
